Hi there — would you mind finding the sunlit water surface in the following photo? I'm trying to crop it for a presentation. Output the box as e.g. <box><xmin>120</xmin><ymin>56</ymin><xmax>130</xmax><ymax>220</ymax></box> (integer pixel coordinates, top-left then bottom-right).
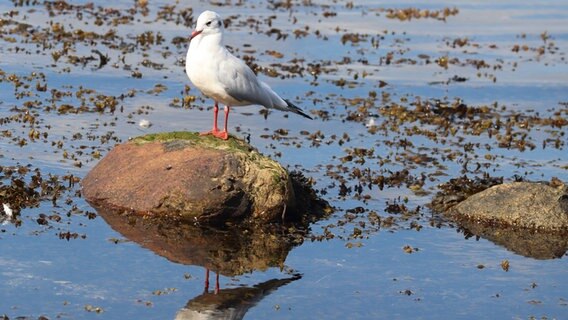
<box><xmin>1</xmin><ymin>1</ymin><xmax>567</xmax><ymax>319</ymax></box>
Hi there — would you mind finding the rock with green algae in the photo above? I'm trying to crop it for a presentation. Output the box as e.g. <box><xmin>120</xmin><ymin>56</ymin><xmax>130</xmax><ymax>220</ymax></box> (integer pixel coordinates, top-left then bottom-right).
<box><xmin>82</xmin><ymin>132</ymin><xmax>301</xmax><ymax>223</ymax></box>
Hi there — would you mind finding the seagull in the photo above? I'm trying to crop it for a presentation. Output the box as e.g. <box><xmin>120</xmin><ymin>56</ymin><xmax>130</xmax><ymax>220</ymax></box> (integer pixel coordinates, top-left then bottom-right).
<box><xmin>185</xmin><ymin>10</ymin><xmax>312</xmax><ymax>140</ymax></box>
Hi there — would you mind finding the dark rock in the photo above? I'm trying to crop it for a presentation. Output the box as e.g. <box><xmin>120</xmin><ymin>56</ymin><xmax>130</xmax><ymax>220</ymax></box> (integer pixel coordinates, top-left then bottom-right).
<box><xmin>450</xmin><ymin>181</ymin><xmax>568</xmax><ymax>232</ymax></box>
<box><xmin>429</xmin><ymin>175</ymin><xmax>503</xmax><ymax>213</ymax></box>
<box><xmin>82</xmin><ymin>132</ymin><xmax>325</xmax><ymax>224</ymax></box>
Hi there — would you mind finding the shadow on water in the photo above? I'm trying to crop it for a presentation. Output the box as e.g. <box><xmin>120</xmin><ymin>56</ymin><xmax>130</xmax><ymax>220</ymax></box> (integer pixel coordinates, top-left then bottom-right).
<box><xmin>457</xmin><ymin>220</ymin><xmax>568</xmax><ymax>260</ymax></box>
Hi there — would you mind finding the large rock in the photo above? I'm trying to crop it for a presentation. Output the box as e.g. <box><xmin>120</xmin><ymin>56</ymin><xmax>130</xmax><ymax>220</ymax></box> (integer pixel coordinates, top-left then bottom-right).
<box><xmin>451</xmin><ymin>181</ymin><xmax>568</xmax><ymax>232</ymax></box>
<box><xmin>82</xmin><ymin>132</ymin><xmax>309</xmax><ymax>224</ymax></box>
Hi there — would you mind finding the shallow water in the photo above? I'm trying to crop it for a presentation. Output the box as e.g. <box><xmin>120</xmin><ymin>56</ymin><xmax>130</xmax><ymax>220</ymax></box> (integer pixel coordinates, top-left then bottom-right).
<box><xmin>1</xmin><ymin>1</ymin><xmax>567</xmax><ymax>319</ymax></box>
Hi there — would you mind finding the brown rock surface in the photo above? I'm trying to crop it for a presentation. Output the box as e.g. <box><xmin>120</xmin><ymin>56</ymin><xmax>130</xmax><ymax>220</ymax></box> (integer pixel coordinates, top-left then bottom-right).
<box><xmin>451</xmin><ymin>181</ymin><xmax>568</xmax><ymax>232</ymax></box>
<box><xmin>82</xmin><ymin>132</ymin><xmax>299</xmax><ymax>223</ymax></box>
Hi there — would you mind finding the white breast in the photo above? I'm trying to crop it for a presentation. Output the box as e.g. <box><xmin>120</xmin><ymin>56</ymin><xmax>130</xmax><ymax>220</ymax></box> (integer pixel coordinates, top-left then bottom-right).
<box><xmin>186</xmin><ymin>39</ymin><xmax>245</xmax><ymax>106</ymax></box>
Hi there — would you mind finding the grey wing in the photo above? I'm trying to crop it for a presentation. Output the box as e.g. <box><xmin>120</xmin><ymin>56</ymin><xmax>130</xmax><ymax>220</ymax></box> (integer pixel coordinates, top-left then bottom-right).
<box><xmin>218</xmin><ymin>53</ymin><xmax>272</xmax><ymax>107</ymax></box>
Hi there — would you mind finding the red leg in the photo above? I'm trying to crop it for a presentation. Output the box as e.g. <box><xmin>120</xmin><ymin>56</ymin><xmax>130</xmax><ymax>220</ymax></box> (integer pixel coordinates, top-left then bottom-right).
<box><xmin>214</xmin><ymin>272</ymin><xmax>220</xmax><ymax>294</ymax></box>
<box><xmin>212</xmin><ymin>105</ymin><xmax>230</xmax><ymax>140</ymax></box>
<box><xmin>200</xmin><ymin>102</ymin><xmax>221</xmax><ymax>137</ymax></box>
<box><xmin>204</xmin><ymin>268</ymin><xmax>210</xmax><ymax>293</ymax></box>
<box><xmin>223</xmin><ymin>106</ymin><xmax>230</xmax><ymax>133</ymax></box>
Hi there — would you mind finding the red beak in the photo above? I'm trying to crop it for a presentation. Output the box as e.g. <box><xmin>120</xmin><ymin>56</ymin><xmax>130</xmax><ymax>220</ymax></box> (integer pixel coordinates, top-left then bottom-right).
<box><xmin>189</xmin><ymin>29</ymin><xmax>203</xmax><ymax>41</ymax></box>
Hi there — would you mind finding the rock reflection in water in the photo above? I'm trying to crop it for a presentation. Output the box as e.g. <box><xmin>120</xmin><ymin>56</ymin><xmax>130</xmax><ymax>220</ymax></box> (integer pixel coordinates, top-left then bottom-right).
<box><xmin>96</xmin><ymin>207</ymin><xmax>307</xmax><ymax>275</ymax></box>
<box><xmin>458</xmin><ymin>220</ymin><xmax>568</xmax><ymax>260</ymax></box>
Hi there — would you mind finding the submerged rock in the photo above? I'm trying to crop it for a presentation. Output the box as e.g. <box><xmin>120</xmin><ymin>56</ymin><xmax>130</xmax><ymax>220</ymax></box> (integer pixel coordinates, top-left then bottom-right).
<box><xmin>450</xmin><ymin>181</ymin><xmax>568</xmax><ymax>232</ymax></box>
<box><xmin>82</xmin><ymin>132</ymin><xmax>325</xmax><ymax>224</ymax></box>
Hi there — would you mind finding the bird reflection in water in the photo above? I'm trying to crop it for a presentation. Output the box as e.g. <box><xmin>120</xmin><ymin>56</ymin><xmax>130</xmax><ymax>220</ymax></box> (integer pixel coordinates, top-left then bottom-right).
<box><xmin>204</xmin><ymin>268</ymin><xmax>219</xmax><ymax>294</ymax></box>
<box><xmin>176</xmin><ymin>272</ymin><xmax>301</xmax><ymax>320</ymax></box>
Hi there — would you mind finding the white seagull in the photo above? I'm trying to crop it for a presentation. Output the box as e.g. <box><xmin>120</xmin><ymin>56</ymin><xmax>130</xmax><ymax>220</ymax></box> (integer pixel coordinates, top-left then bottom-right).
<box><xmin>185</xmin><ymin>10</ymin><xmax>312</xmax><ymax>140</ymax></box>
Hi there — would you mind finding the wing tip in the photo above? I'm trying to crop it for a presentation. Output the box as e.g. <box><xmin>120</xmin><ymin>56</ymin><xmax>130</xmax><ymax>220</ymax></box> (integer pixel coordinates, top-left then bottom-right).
<box><xmin>284</xmin><ymin>99</ymin><xmax>313</xmax><ymax>120</ymax></box>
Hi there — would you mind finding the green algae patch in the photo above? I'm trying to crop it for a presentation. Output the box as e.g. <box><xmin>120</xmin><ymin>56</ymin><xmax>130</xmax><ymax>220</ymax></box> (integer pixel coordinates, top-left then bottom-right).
<box><xmin>133</xmin><ymin>131</ymin><xmax>253</xmax><ymax>153</ymax></box>
<box><xmin>132</xmin><ymin>132</ymin><xmax>288</xmax><ymax>190</ymax></box>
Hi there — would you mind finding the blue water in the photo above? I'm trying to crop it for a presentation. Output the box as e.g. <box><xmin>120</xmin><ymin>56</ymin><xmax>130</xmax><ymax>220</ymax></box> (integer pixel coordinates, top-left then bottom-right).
<box><xmin>1</xmin><ymin>1</ymin><xmax>567</xmax><ymax>319</ymax></box>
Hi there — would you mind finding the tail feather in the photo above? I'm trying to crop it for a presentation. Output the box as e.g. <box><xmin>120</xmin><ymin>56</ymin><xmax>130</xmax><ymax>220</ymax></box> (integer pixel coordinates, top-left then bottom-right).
<box><xmin>283</xmin><ymin>99</ymin><xmax>313</xmax><ymax>120</ymax></box>
<box><xmin>258</xmin><ymin>81</ymin><xmax>313</xmax><ymax>119</ymax></box>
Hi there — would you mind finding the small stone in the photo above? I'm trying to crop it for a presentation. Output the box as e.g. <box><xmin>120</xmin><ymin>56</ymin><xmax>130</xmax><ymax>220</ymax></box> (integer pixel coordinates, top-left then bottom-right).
<box><xmin>500</xmin><ymin>259</ymin><xmax>510</xmax><ymax>272</ymax></box>
<box><xmin>138</xmin><ymin>119</ymin><xmax>151</xmax><ymax>128</ymax></box>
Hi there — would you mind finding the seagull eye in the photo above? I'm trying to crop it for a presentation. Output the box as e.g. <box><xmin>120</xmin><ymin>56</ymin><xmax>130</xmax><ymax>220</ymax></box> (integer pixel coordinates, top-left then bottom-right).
<box><xmin>206</xmin><ymin>21</ymin><xmax>212</xmax><ymax>27</ymax></box>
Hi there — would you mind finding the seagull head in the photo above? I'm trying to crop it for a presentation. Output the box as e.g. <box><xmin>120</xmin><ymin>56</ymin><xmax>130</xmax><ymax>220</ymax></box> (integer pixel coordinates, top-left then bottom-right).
<box><xmin>190</xmin><ymin>10</ymin><xmax>223</xmax><ymax>41</ymax></box>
